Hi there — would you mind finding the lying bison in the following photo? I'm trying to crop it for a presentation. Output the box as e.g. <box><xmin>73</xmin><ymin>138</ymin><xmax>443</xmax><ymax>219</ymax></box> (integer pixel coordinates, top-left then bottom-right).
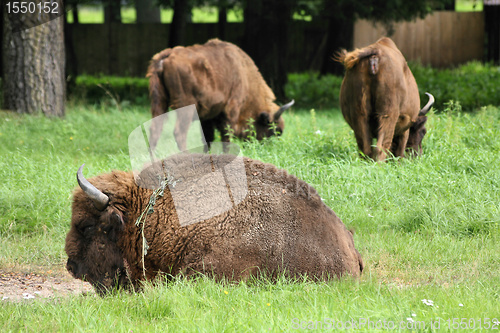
<box><xmin>147</xmin><ymin>38</ymin><xmax>294</xmax><ymax>151</ymax></box>
<box><xmin>336</xmin><ymin>37</ymin><xmax>435</xmax><ymax>161</ymax></box>
<box><xmin>65</xmin><ymin>154</ymin><xmax>363</xmax><ymax>294</ymax></box>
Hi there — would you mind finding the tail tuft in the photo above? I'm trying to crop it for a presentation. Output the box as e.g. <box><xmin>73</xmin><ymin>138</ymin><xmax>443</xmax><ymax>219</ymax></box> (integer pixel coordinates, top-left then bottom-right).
<box><xmin>334</xmin><ymin>47</ymin><xmax>380</xmax><ymax>71</ymax></box>
<box><xmin>146</xmin><ymin>49</ymin><xmax>172</xmax><ymax>118</ymax></box>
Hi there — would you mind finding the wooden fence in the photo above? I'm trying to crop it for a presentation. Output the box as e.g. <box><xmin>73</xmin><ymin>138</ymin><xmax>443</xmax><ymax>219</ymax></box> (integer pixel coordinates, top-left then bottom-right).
<box><xmin>353</xmin><ymin>11</ymin><xmax>485</xmax><ymax>67</ymax></box>
<box><xmin>67</xmin><ymin>11</ymin><xmax>485</xmax><ymax>76</ymax></box>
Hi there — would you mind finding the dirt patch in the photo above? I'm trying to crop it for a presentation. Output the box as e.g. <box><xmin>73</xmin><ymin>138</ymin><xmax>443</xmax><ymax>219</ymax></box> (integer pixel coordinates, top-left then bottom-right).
<box><xmin>0</xmin><ymin>270</ymin><xmax>94</xmax><ymax>302</ymax></box>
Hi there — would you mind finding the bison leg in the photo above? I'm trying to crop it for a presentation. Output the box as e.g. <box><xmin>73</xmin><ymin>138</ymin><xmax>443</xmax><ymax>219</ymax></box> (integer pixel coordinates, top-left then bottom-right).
<box><xmin>390</xmin><ymin>130</ymin><xmax>409</xmax><ymax>158</ymax></box>
<box><xmin>150</xmin><ymin>115</ymin><xmax>166</xmax><ymax>152</ymax></box>
<box><xmin>214</xmin><ymin>116</ymin><xmax>232</xmax><ymax>153</ymax></box>
<box><xmin>374</xmin><ymin>114</ymin><xmax>398</xmax><ymax>161</ymax></box>
<box><xmin>201</xmin><ymin>119</ymin><xmax>215</xmax><ymax>150</ymax></box>
<box><xmin>174</xmin><ymin>107</ymin><xmax>196</xmax><ymax>152</ymax></box>
<box><xmin>149</xmin><ymin>99</ymin><xmax>170</xmax><ymax>152</ymax></box>
<box><xmin>349</xmin><ymin>116</ymin><xmax>373</xmax><ymax>159</ymax></box>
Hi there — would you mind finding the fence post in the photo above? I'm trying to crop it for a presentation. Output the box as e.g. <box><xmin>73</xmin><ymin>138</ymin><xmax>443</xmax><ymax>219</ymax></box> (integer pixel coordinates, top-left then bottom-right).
<box><xmin>484</xmin><ymin>0</ymin><xmax>500</xmax><ymax>64</ymax></box>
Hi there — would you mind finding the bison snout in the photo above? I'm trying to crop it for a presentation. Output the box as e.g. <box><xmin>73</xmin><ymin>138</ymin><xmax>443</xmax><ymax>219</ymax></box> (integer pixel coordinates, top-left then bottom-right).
<box><xmin>66</xmin><ymin>259</ymin><xmax>79</xmax><ymax>277</ymax></box>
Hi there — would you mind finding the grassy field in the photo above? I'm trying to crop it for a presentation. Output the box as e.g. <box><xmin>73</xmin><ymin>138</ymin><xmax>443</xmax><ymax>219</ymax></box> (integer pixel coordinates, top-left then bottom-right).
<box><xmin>0</xmin><ymin>102</ymin><xmax>499</xmax><ymax>331</ymax></box>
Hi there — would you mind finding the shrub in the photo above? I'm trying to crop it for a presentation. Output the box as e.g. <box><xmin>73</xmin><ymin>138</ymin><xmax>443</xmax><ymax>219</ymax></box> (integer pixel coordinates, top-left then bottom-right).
<box><xmin>70</xmin><ymin>75</ymin><xmax>150</xmax><ymax>106</ymax></box>
<box><xmin>64</xmin><ymin>61</ymin><xmax>500</xmax><ymax>111</ymax></box>
<box><xmin>410</xmin><ymin>61</ymin><xmax>500</xmax><ymax>111</ymax></box>
<box><xmin>285</xmin><ymin>72</ymin><xmax>343</xmax><ymax>109</ymax></box>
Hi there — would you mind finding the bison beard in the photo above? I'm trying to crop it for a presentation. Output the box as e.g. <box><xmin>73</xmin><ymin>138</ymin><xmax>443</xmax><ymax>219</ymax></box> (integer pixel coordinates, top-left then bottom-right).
<box><xmin>65</xmin><ymin>154</ymin><xmax>363</xmax><ymax>294</ymax></box>
<box><xmin>336</xmin><ymin>37</ymin><xmax>434</xmax><ymax>161</ymax></box>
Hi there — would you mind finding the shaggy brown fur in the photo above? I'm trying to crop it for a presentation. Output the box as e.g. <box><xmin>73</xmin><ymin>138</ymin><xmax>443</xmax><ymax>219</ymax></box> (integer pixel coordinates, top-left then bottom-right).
<box><xmin>65</xmin><ymin>155</ymin><xmax>364</xmax><ymax>294</ymax></box>
<box><xmin>146</xmin><ymin>39</ymin><xmax>288</xmax><ymax>151</ymax></box>
<box><xmin>335</xmin><ymin>37</ymin><xmax>432</xmax><ymax>161</ymax></box>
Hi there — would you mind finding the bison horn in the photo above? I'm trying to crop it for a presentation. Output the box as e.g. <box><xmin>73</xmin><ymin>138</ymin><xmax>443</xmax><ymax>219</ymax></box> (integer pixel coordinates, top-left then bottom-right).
<box><xmin>77</xmin><ymin>164</ymin><xmax>109</xmax><ymax>211</ymax></box>
<box><xmin>273</xmin><ymin>99</ymin><xmax>295</xmax><ymax>121</ymax></box>
<box><xmin>419</xmin><ymin>92</ymin><xmax>435</xmax><ymax>116</ymax></box>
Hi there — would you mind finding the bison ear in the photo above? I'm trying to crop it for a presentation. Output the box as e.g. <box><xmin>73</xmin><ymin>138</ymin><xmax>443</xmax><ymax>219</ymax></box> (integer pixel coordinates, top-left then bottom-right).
<box><xmin>110</xmin><ymin>212</ymin><xmax>125</xmax><ymax>226</ymax></box>
<box><xmin>258</xmin><ymin>112</ymin><xmax>271</xmax><ymax>124</ymax></box>
<box><xmin>412</xmin><ymin>116</ymin><xmax>428</xmax><ymax>129</ymax></box>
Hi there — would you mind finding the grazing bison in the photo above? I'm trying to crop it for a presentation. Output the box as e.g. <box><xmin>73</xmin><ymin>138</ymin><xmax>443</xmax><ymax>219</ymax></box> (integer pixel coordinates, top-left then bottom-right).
<box><xmin>146</xmin><ymin>39</ymin><xmax>294</xmax><ymax>151</ymax></box>
<box><xmin>65</xmin><ymin>154</ymin><xmax>363</xmax><ymax>294</ymax></box>
<box><xmin>336</xmin><ymin>37</ymin><xmax>435</xmax><ymax>161</ymax></box>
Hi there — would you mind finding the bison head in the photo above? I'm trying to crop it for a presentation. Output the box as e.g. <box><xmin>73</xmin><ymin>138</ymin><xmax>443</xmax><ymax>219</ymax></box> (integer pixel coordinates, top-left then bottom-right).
<box><xmin>65</xmin><ymin>165</ymin><xmax>131</xmax><ymax>295</ymax></box>
<box><xmin>254</xmin><ymin>100</ymin><xmax>294</xmax><ymax>140</ymax></box>
<box><xmin>406</xmin><ymin>93</ymin><xmax>434</xmax><ymax>156</ymax></box>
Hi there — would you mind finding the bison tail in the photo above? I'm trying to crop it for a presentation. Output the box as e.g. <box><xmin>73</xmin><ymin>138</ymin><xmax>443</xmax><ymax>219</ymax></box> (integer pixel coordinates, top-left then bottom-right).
<box><xmin>146</xmin><ymin>49</ymin><xmax>172</xmax><ymax>118</ymax></box>
<box><xmin>334</xmin><ymin>47</ymin><xmax>380</xmax><ymax>71</ymax></box>
<box><xmin>332</xmin><ymin>49</ymin><xmax>348</xmax><ymax>65</ymax></box>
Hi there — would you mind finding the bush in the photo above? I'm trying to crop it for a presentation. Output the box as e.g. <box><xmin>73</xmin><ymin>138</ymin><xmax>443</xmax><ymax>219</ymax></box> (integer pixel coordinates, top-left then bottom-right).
<box><xmin>66</xmin><ymin>61</ymin><xmax>500</xmax><ymax>111</ymax></box>
<box><xmin>70</xmin><ymin>75</ymin><xmax>150</xmax><ymax>106</ymax></box>
<box><xmin>285</xmin><ymin>72</ymin><xmax>343</xmax><ymax>109</ymax></box>
<box><xmin>410</xmin><ymin>61</ymin><xmax>500</xmax><ymax>111</ymax></box>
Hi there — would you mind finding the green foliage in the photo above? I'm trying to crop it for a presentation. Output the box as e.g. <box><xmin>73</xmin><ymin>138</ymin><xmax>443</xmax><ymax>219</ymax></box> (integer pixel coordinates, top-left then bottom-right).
<box><xmin>283</xmin><ymin>62</ymin><xmax>500</xmax><ymax>111</ymax></box>
<box><xmin>410</xmin><ymin>61</ymin><xmax>500</xmax><ymax>111</ymax></box>
<box><xmin>285</xmin><ymin>72</ymin><xmax>343</xmax><ymax>109</ymax></box>
<box><xmin>71</xmin><ymin>75</ymin><xmax>150</xmax><ymax>106</ymax></box>
<box><xmin>67</xmin><ymin>61</ymin><xmax>500</xmax><ymax>111</ymax></box>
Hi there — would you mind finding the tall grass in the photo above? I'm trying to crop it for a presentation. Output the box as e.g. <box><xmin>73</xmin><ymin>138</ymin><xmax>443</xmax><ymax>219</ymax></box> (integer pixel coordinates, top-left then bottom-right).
<box><xmin>0</xmin><ymin>102</ymin><xmax>498</xmax><ymax>330</ymax></box>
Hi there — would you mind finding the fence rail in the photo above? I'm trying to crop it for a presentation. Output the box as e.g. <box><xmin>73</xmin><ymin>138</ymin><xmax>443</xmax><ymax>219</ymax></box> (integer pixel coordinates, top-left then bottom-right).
<box><xmin>353</xmin><ymin>11</ymin><xmax>485</xmax><ymax>67</ymax></box>
<box><xmin>67</xmin><ymin>11</ymin><xmax>485</xmax><ymax>77</ymax></box>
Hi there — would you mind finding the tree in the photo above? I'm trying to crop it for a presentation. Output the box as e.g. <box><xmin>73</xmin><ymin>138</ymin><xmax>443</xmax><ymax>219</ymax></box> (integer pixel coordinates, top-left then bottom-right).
<box><xmin>156</xmin><ymin>0</ymin><xmax>196</xmax><ymax>47</ymax></box>
<box><xmin>169</xmin><ymin>0</ymin><xmax>191</xmax><ymax>47</ymax></box>
<box><xmin>217</xmin><ymin>0</ymin><xmax>228</xmax><ymax>40</ymax></box>
<box><xmin>243</xmin><ymin>0</ymin><xmax>295</xmax><ymax>101</ymax></box>
<box><xmin>136</xmin><ymin>0</ymin><xmax>162</xmax><ymax>23</ymax></box>
<box><xmin>103</xmin><ymin>0</ymin><xmax>121</xmax><ymax>23</ymax></box>
<box><xmin>2</xmin><ymin>0</ymin><xmax>65</xmax><ymax>116</ymax></box>
<box><xmin>214</xmin><ymin>0</ymin><xmax>240</xmax><ymax>40</ymax></box>
<box><xmin>484</xmin><ymin>1</ymin><xmax>500</xmax><ymax>64</ymax></box>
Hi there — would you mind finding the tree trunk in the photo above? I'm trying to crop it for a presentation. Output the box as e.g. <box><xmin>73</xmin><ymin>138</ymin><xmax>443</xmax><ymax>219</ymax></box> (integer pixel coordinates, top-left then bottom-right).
<box><xmin>320</xmin><ymin>14</ymin><xmax>354</xmax><ymax>75</ymax></box>
<box><xmin>218</xmin><ymin>1</ymin><xmax>227</xmax><ymax>40</ymax></box>
<box><xmin>443</xmin><ymin>1</ymin><xmax>456</xmax><ymax>10</ymax></box>
<box><xmin>136</xmin><ymin>0</ymin><xmax>161</xmax><ymax>24</ymax></box>
<box><xmin>243</xmin><ymin>0</ymin><xmax>293</xmax><ymax>101</ymax></box>
<box><xmin>65</xmin><ymin>9</ymin><xmax>78</xmax><ymax>96</ymax></box>
<box><xmin>103</xmin><ymin>0</ymin><xmax>121</xmax><ymax>75</ymax></box>
<box><xmin>72</xmin><ymin>3</ymin><xmax>79</xmax><ymax>24</ymax></box>
<box><xmin>2</xmin><ymin>5</ymin><xmax>65</xmax><ymax>116</ymax></box>
<box><xmin>169</xmin><ymin>0</ymin><xmax>190</xmax><ymax>47</ymax></box>
<box><xmin>319</xmin><ymin>0</ymin><xmax>355</xmax><ymax>76</ymax></box>
<box><xmin>104</xmin><ymin>0</ymin><xmax>121</xmax><ymax>23</ymax></box>
<box><xmin>0</xmin><ymin>1</ymin><xmax>3</xmax><ymax>79</ymax></box>
<box><xmin>484</xmin><ymin>4</ymin><xmax>500</xmax><ymax>64</ymax></box>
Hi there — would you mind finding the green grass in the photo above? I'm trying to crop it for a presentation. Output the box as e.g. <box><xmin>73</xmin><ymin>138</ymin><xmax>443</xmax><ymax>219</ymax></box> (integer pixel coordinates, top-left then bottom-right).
<box><xmin>456</xmin><ymin>0</ymin><xmax>483</xmax><ymax>12</ymax></box>
<box><xmin>0</xmin><ymin>102</ymin><xmax>499</xmax><ymax>331</ymax></box>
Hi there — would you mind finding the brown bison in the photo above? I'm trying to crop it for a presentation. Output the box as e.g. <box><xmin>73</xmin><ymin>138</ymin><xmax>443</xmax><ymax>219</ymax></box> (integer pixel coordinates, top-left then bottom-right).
<box><xmin>146</xmin><ymin>39</ymin><xmax>294</xmax><ymax>151</ymax></box>
<box><xmin>65</xmin><ymin>154</ymin><xmax>364</xmax><ymax>294</ymax></box>
<box><xmin>336</xmin><ymin>37</ymin><xmax>435</xmax><ymax>161</ymax></box>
